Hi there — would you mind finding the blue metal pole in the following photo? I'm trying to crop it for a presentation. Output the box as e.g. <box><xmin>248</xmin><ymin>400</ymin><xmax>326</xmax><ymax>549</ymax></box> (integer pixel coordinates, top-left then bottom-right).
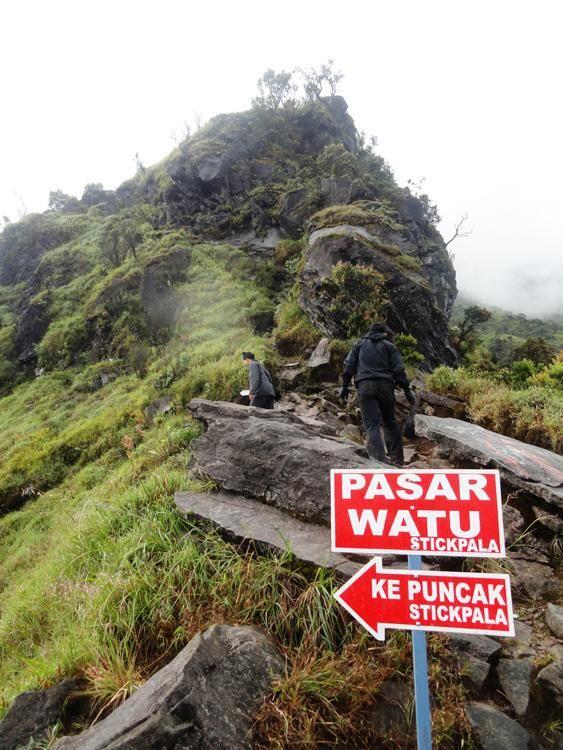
<box><xmin>409</xmin><ymin>554</ymin><xmax>433</xmax><ymax>750</ymax></box>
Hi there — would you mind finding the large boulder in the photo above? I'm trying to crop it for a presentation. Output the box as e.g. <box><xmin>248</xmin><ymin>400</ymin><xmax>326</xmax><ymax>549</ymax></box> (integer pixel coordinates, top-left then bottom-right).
<box><xmin>0</xmin><ymin>678</ymin><xmax>78</xmax><ymax>749</ymax></box>
<box><xmin>299</xmin><ymin>222</ymin><xmax>457</xmax><ymax>366</ymax></box>
<box><xmin>56</xmin><ymin>625</ymin><xmax>283</xmax><ymax>750</ymax></box>
<box><xmin>187</xmin><ymin>398</ymin><xmax>379</xmax><ymax>524</ymax></box>
<box><xmin>415</xmin><ymin>415</ymin><xmax>563</xmax><ymax>508</ymax></box>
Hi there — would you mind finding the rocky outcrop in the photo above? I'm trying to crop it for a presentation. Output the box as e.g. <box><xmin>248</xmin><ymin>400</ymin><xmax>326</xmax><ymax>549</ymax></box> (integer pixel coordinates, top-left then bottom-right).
<box><xmin>415</xmin><ymin>414</ymin><xmax>563</xmax><ymax>508</ymax></box>
<box><xmin>187</xmin><ymin>398</ymin><xmax>379</xmax><ymax>524</ymax></box>
<box><xmin>174</xmin><ymin>490</ymin><xmax>362</xmax><ymax>579</ymax></box>
<box><xmin>56</xmin><ymin>625</ymin><xmax>283</xmax><ymax>750</ymax></box>
<box><xmin>299</xmin><ymin>222</ymin><xmax>457</xmax><ymax>365</ymax></box>
<box><xmin>160</xmin><ymin>98</ymin><xmax>358</xmax><ymax>233</ymax></box>
<box><xmin>0</xmin><ymin>677</ymin><xmax>78</xmax><ymax>749</ymax></box>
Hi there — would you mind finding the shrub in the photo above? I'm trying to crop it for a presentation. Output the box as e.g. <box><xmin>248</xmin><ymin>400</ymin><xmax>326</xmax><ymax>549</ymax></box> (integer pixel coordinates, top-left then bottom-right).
<box><xmin>426</xmin><ymin>366</ymin><xmax>562</xmax><ymax>451</ymax></box>
<box><xmin>322</xmin><ymin>262</ymin><xmax>387</xmax><ymax>340</ymax></box>
<box><xmin>509</xmin><ymin>358</ymin><xmax>537</xmax><ymax>388</ymax></box>
<box><xmin>274</xmin><ymin>239</ymin><xmax>306</xmax><ymax>266</ymax></box>
<box><xmin>275</xmin><ymin>291</ymin><xmax>320</xmax><ymax>356</ymax></box>
<box><xmin>36</xmin><ymin>314</ymin><xmax>89</xmax><ymax>370</ymax></box>
<box><xmin>529</xmin><ymin>358</ymin><xmax>563</xmax><ymax>390</ymax></box>
<box><xmin>395</xmin><ymin>333</ymin><xmax>424</xmax><ymax>367</ymax></box>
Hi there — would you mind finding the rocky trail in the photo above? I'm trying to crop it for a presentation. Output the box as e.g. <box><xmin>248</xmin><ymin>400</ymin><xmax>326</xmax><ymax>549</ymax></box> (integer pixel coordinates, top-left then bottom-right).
<box><xmin>3</xmin><ymin>377</ymin><xmax>559</xmax><ymax>750</ymax></box>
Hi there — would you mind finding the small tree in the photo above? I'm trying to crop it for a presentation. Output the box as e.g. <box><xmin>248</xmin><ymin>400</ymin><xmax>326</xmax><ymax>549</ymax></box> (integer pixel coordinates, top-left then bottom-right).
<box><xmin>252</xmin><ymin>68</ymin><xmax>297</xmax><ymax>109</ymax></box>
<box><xmin>48</xmin><ymin>189</ymin><xmax>80</xmax><ymax>213</ymax></box>
<box><xmin>511</xmin><ymin>337</ymin><xmax>556</xmax><ymax>366</ymax></box>
<box><xmin>450</xmin><ymin>305</ymin><xmax>492</xmax><ymax>357</ymax></box>
<box><xmin>82</xmin><ymin>183</ymin><xmax>106</xmax><ymax>206</ymax></box>
<box><xmin>300</xmin><ymin>60</ymin><xmax>343</xmax><ymax>101</ymax></box>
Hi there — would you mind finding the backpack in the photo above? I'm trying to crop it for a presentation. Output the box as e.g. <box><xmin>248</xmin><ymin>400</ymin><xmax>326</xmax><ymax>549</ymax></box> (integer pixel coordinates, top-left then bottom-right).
<box><xmin>260</xmin><ymin>364</ymin><xmax>282</xmax><ymax>401</ymax></box>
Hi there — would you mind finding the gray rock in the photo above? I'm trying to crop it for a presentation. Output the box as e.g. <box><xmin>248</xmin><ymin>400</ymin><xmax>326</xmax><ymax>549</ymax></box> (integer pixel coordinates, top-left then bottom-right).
<box><xmin>0</xmin><ymin>678</ymin><xmax>78</xmax><ymax>749</ymax></box>
<box><xmin>461</xmin><ymin>655</ymin><xmax>491</xmax><ymax>695</ymax></box>
<box><xmin>510</xmin><ymin>557</ymin><xmax>555</xmax><ymax>600</ymax></box>
<box><xmin>466</xmin><ymin>701</ymin><xmax>530</xmax><ymax>750</ymax></box>
<box><xmin>415</xmin><ymin>415</ymin><xmax>563</xmax><ymax>508</ymax></box>
<box><xmin>537</xmin><ymin>660</ymin><xmax>563</xmax><ymax>707</ymax></box>
<box><xmin>503</xmin><ymin>505</ymin><xmax>525</xmax><ymax>546</ymax></box>
<box><xmin>449</xmin><ymin>633</ymin><xmax>502</xmax><ymax>662</ymax></box>
<box><xmin>307</xmin><ymin>337</ymin><xmax>331</xmax><ymax>368</ymax></box>
<box><xmin>367</xmin><ymin>678</ymin><xmax>412</xmax><ymax>737</ymax></box>
<box><xmin>497</xmin><ymin>658</ymin><xmax>533</xmax><ymax>716</ymax></box>
<box><xmin>340</xmin><ymin>424</ymin><xmax>363</xmax><ymax>444</ymax></box>
<box><xmin>174</xmin><ymin>490</ymin><xmax>362</xmax><ymax>580</ymax></box>
<box><xmin>188</xmin><ymin>399</ymin><xmax>380</xmax><ymax>525</ymax></box>
<box><xmin>532</xmin><ymin>505</ymin><xmax>563</xmax><ymax>534</ymax></box>
<box><xmin>503</xmin><ymin>620</ymin><xmax>534</xmax><ymax>657</ymax></box>
<box><xmin>278</xmin><ymin>188</ymin><xmax>312</xmax><ymax>238</ymax></box>
<box><xmin>320</xmin><ymin>177</ymin><xmax>353</xmax><ymax>206</ymax></box>
<box><xmin>56</xmin><ymin>625</ymin><xmax>283</xmax><ymax>750</ymax></box>
<box><xmin>546</xmin><ymin>603</ymin><xmax>563</xmax><ymax>639</ymax></box>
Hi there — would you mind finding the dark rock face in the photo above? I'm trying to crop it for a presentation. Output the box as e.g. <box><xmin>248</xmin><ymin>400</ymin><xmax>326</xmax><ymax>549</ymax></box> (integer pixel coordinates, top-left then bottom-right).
<box><xmin>0</xmin><ymin>677</ymin><xmax>78</xmax><ymax>749</ymax></box>
<box><xmin>14</xmin><ymin>297</ymin><xmax>51</xmax><ymax>365</ymax></box>
<box><xmin>140</xmin><ymin>246</ymin><xmax>190</xmax><ymax>329</ymax></box>
<box><xmin>415</xmin><ymin>415</ymin><xmax>563</xmax><ymax>508</ymax></box>
<box><xmin>161</xmin><ymin>98</ymin><xmax>358</xmax><ymax>233</ymax></box>
<box><xmin>56</xmin><ymin>625</ymin><xmax>283</xmax><ymax>750</ymax></box>
<box><xmin>278</xmin><ymin>188</ymin><xmax>316</xmax><ymax>238</ymax></box>
<box><xmin>466</xmin><ymin>701</ymin><xmax>530</xmax><ymax>750</ymax></box>
<box><xmin>174</xmin><ymin>490</ymin><xmax>362</xmax><ymax>579</ymax></box>
<box><xmin>299</xmin><ymin>223</ymin><xmax>457</xmax><ymax>366</ymax></box>
<box><xmin>187</xmin><ymin>398</ymin><xmax>379</xmax><ymax>525</ymax></box>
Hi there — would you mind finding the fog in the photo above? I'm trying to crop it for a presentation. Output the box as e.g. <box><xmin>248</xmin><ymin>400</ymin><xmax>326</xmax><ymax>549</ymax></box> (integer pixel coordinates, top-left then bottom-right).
<box><xmin>1</xmin><ymin>0</ymin><xmax>561</xmax><ymax>317</ymax></box>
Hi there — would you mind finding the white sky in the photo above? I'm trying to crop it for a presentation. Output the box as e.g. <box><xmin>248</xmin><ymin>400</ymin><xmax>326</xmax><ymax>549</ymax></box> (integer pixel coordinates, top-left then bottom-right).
<box><xmin>1</xmin><ymin>0</ymin><xmax>561</xmax><ymax>317</ymax></box>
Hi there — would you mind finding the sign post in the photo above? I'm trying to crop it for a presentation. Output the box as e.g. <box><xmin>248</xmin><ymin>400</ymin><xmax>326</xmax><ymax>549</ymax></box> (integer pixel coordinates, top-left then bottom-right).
<box><xmin>330</xmin><ymin>469</ymin><xmax>513</xmax><ymax>749</ymax></box>
<box><xmin>409</xmin><ymin>554</ymin><xmax>432</xmax><ymax>750</ymax></box>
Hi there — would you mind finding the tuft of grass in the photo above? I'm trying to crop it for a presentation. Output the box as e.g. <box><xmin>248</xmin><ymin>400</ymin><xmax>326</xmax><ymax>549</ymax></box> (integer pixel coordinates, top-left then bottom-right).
<box><xmin>427</xmin><ymin>366</ymin><xmax>563</xmax><ymax>451</ymax></box>
<box><xmin>275</xmin><ymin>286</ymin><xmax>321</xmax><ymax>356</ymax></box>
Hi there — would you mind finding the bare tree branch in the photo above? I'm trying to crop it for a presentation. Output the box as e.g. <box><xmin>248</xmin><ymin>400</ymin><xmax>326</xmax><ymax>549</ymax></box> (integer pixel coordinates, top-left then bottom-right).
<box><xmin>445</xmin><ymin>213</ymin><xmax>472</xmax><ymax>248</ymax></box>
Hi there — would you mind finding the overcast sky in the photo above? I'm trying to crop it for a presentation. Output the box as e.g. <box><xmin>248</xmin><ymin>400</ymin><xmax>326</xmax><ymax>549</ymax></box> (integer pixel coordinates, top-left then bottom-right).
<box><xmin>1</xmin><ymin>0</ymin><xmax>561</xmax><ymax>317</ymax></box>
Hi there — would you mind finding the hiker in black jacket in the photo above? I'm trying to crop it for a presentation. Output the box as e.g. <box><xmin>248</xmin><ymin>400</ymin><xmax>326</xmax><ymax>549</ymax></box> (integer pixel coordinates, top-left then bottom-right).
<box><xmin>242</xmin><ymin>352</ymin><xmax>276</xmax><ymax>409</ymax></box>
<box><xmin>338</xmin><ymin>323</ymin><xmax>415</xmax><ymax>465</ymax></box>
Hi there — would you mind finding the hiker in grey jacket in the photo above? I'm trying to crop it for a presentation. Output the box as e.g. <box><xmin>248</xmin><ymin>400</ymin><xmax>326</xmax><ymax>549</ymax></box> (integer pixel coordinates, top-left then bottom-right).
<box><xmin>242</xmin><ymin>351</ymin><xmax>276</xmax><ymax>409</ymax></box>
<box><xmin>338</xmin><ymin>323</ymin><xmax>415</xmax><ymax>465</ymax></box>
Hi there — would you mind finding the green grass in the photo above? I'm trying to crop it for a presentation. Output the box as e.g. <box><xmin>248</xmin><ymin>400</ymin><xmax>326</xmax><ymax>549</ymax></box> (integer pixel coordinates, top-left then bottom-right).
<box><xmin>427</xmin><ymin>366</ymin><xmax>563</xmax><ymax>451</ymax></box>
<box><xmin>0</xmin><ymin>238</ymin><xmax>473</xmax><ymax>747</ymax></box>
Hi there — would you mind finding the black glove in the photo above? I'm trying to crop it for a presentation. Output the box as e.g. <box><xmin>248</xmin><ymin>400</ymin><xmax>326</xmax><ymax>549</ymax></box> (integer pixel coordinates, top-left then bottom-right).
<box><xmin>404</xmin><ymin>387</ymin><xmax>416</xmax><ymax>406</ymax></box>
<box><xmin>338</xmin><ymin>386</ymin><xmax>349</xmax><ymax>404</ymax></box>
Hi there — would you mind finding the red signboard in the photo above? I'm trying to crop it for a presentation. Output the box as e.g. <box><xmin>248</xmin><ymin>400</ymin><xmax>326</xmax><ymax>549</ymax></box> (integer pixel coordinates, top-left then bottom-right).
<box><xmin>335</xmin><ymin>557</ymin><xmax>514</xmax><ymax>639</ymax></box>
<box><xmin>331</xmin><ymin>469</ymin><xmax>505</xmax><ymax>558</ymax></box>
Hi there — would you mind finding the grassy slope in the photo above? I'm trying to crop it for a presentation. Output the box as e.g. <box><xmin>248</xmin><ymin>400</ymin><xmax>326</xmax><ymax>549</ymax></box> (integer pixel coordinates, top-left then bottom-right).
<box><xmin>0</xmin><ymin>243</ymin><xmax>470</xmax><ymax>749</ymax></box>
